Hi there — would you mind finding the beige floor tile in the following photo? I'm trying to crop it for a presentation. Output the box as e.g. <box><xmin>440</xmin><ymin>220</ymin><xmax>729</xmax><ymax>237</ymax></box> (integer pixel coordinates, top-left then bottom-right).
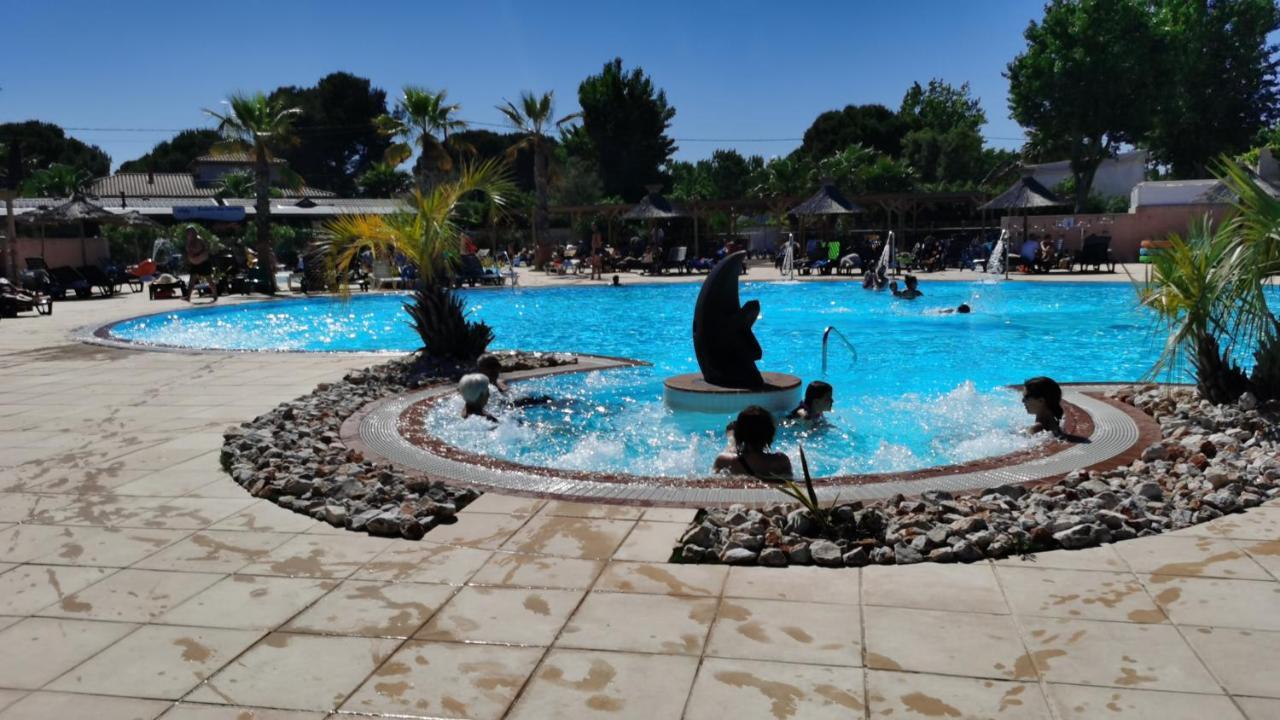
<box><xmin>593</xmin><ymin>561</ymin><xmax>726</xmax><ymax>597</ymax></box>
<box><xmin>863</xmin><ymin>606</ymin><xmax>1028</xmax><ymax>680</ymax></box>
<box><xmin>7</xmin><ymin>468</ymin><xmax>152</xmax><ymax>495</ymax></box>
<box><xmin>0</xmin><ymin>564</ymin><xmax>116</xmax><ymax>615</ymax></box>
<box><xmin>506</xmin><ymin>648</ymin><xmax>698</xmax><ymax>720</ymax></box>
<box><xmin>158</xmin><ymin>574</ymin><xmax>336</xmax><ymax>630</ymax></box>
<box><xmin>284</xmin><ymin>580</ymin><xmax>454</xmax><ymax>637</ymax></box>
<box><xmin>867</xmin><ymin>670</ymin><xmax>1051</xmax><ymax>719</ymax></box>
<box><xmin>0</xmin><ymin>617</ymin><xmax>137</xmax><ymax>689</ymax></box>
<box><xmin>356</xmin><ymin>542</ymin><xmax>492</xmax><ymax>584</ymax></box>
<box><xmin>237</xmin><ymin>534</ymin><xmax>392</xmax><ymax>579</ymax></box>
<box><xmin>417</xmin><ymin>586</ymin><xmax>582</xmax><ymax>646</ymax></box>
<box><xmin>1116</xmin><ymin>535</ymin><xmax>1271</xmax><ymax>580</ymax></box>
<box><xmin>131</xmin><ymin>530</ymin><xmax>295</xmax><ymax>573</ymax></box>
<box><xmin>864</xmin><ymin>562</ymin><xmax>1008</xmax><ymax>614</ymax></box>
<box><xmin>112</xmin><ymin>469</ymin><xmax>229</xmax><ymax>497</ymax></box>
<box><xmin>468</xmin><ymin>553</ymin><xmax>603</xmax><ymax>589</ymax></box>
<box><xmin>43</xmin><ymin>568</ymin><xmax>222</xmax><ymax>622</ymax></box>
<box><xmin>180</xmin><ymin>477</ymin><xmax>257</xmax><ymax>499</ymax></box>
<box><xmin>418</xmin><ymin>511</ymin><xmax>530</xmax><ymax>549</ymax></box>
<box><xmin>0</xmin><ymin>691</ymin><xmax>168</xmax><ymax>719</ymax></box>
<box><xmin>340</xmin><ymin>640</ymin><xmax>543</xmax><ymax>719</ymax></box>
<box><xmin>685</xmin><ymin>657</ymin><xmax>865</xmax><ymax>720</ymax></box>
<box><xmin>207</xmin><ymin>501</ymin><xmax>317</xmax><ymax>533</ymax></box>
<box><xmin>0</xmin><ymin>616</ymin><xmax>19</xmax><ymax>632</ymax></box>
<box><xmin>158</xmin><ymin>705</ymin><xmax>325</xmax><ymax>719</ymax></box>
<box><xmin>610</xmin><ymin>520</ymin><xmax>681</xmax><ymax>562</ymax></box>
<box><xmin>28</xmin><ymin>494</ymin><xmax>160</xmax><ymax>527</ymax></box>
<box><xmin>455</xmin><ymin>493</ymin><xmax>544</xmax><ymax>515</ymax></box>
<box><xmin>1193</xmin><ymin>507</ymin><xmax>1280</xmax><ymax>541</ymax></box>
<box><xmin>1184</xmin><ymin>626</ymin><xmax>1280</xmax><ymax>697</ymax></box>
<box><xmin>540</xmin><ymin>500</ymin><xmax>644</xmax><ymax>520</ymax></box>
<box><xmin>0</xmin><ymin>692</ymin><xmax>22</xmax><ymax>713</ymax></box>
<box><xmin>126</xmin><ymin>498</ymin><xmax>258</xmax><ymax>530</ymax></box>
<box><xmin>1237</xmin><ymin>696</ymin><xmax>1280</xmax><ymax>719</ymax></box>
<box><xmin>1019</xmin><ymin>616</ymin><xmax>1219</xmax><ymax>692</ymax></box>
<box><xmin>705</xmin><ymin>597</ymin><xmax>861</xmax><ymax>666</ymax></box>
<box><xmin>724</xmin><ymin>565</ymin><xmax>860</xmax><ymax>604</ymax></box>
<box><xmin>641</xmin><ymin>507</ymin><xmax>699</xmax><ymax>523</ymax></box>
<box><xmin>559</xmin><ymin>592</ymin><xmax>716</xmax><ymax>655</ymax></box>
<box><xmin>995</xmin><ymin>544</ymin><xmax>1129</xmax><ymax>573</ymax></box>
<box><xmin>1143</xmin><ymin>574</ymin><xmax>1280</xmax><ymax>630</ymax></box>
<box><xmin>47</xmin><ymin>624</ymin><xmax>262</xmax><ymax>699</ymax></box>
<box><xmin>1238</xmin><ymin>538</ymin><xmax>1280</xmax><ymax>580</ymax></box>
<box><xmin>0</xmin><ymin>524</ymin><xmax>85</xmax><ymax>562</ymax></box>
<box><xmin>1045</xmin><ymin>684</ymin><xmax>1244</xmax><ymax>719</ymax></box>
<box><xmin>36</xmin><ymin>526</ymin><xmax>189</xmax><ymax>568</ymax></box>
<box><xmin>187</xmin><ymin>633</ymin><xmax>399</xmax><ymax>711</ymax></box>
<box><xmin>0</xmin><ymin>493</ymin><xmax>68</xmax><ymax>522</ymax></box>
<box><xmin>499</xmin><ymin>516</ymin><xmax>634</xmax><ymax>560</ymax></box>
<box><xmin>998</xmin><ymin>566</ymin><xmax>1166</xmax><ymax>623</ymax></box>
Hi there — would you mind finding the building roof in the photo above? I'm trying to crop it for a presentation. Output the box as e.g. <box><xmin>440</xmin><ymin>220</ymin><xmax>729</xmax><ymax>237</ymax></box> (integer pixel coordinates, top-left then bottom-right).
<box><xmin>1022</xmin><ymin>150</ymin><xmax>1148</xmax><ymax>174</ymax></box>
<box><xmin>195</xmin><ymin>153</ymin><xmax>285</xmax><ymax>165</ymax></box>
<box><xmin>88</xmin><ymin>173</ymin><xmax>335</xmax><ymax>199</ymax></box>
<box><xmin>1132</xmin><ymin>175</ymin><xmax>1280</xmax><ymax>208</ymax></box>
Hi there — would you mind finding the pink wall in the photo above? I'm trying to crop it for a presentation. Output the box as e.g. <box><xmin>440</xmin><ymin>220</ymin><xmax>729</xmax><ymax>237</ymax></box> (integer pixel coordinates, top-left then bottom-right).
<box><xmin>15</xmin><ymin>235</ymin><xmax>110</xmax><ymax>268</ymax></box>
<box><xmin>999</xmin><ymin>205</ymin><xmax>1230</xmax><ymax>262</ymax></box>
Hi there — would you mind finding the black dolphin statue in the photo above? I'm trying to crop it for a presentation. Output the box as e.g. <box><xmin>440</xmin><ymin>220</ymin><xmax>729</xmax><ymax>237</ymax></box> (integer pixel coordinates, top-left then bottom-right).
<box><xmin>692</xmin><ymin>251</ymin><xmax>764</xmax><ymax>388</ymax></box>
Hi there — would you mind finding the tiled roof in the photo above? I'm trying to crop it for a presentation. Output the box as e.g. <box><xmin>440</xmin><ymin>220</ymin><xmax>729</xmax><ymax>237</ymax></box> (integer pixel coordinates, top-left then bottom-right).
<box><xmin>88</xmin><ymin>173</ymin><xmax>335</xmax><ymax>199</ymax></box>
<box><xmin>195</xmin><ymin>153</ymin><xmax>285</xmax><ymax>165</ymax></box>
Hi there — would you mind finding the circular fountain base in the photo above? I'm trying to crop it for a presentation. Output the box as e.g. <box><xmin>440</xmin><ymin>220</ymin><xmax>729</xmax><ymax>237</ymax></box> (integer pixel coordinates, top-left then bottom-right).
<box><xmin>662</xmin><ymin>372</ymin><xmax>802</xmax><ymax>415</ymax></box>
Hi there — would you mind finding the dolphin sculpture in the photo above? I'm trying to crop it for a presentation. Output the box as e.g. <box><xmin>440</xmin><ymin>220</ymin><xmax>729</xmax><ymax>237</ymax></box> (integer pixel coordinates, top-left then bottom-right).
<box><xmin>692</xmin><ymin>250</ymin><xmax>764</xmax><ymax>388</ymax></box>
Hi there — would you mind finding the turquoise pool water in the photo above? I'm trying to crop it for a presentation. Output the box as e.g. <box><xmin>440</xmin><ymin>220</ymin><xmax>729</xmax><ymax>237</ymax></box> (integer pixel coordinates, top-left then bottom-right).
<box><xmin>107</xmin><ymin>280</ymin><xmax>1227</xmax><ymax>476</ymax></box>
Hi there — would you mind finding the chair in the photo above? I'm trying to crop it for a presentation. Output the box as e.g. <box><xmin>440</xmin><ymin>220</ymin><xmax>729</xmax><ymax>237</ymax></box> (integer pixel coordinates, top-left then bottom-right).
<box><xmin>0</xmin><ymin>279</ymin><xmax>52</xmax><ymax>317</ymax></box>
<box><xmin>371</xmin><ymin>258</ymin><xmax>403</xmax><ymax>289</ymax></box>
<box><xmin>1071</xmin><ymin>235</ymin><xmax>1116</xmax><ymax>273</ymax></box>
<box><xmin>454</xmin><ymin>254</ymin><xmax>487</xmax><ymax>287</ymax></box>
<box><xmin>661</xmin><ymin>246</ymin><xmax>689</xmax><ymax>274</ymax></box>
<box><xmin>27</xmin><ymin>258</ymin><xmax>90</xmax><ymax>298</ymax></box>
<box><xmin>77</xmin><ymin>266</ymin><xmax>122</xmax><ymax>296</ymax></box>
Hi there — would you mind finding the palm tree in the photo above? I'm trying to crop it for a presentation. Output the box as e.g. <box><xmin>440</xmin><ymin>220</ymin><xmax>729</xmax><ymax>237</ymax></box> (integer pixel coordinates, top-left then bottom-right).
<box><xmin>213</xmin><ymin>171</ymin><xmax>256</xmax><ymax>199</ymax></box>
<box><xmin>376</xmin><ymin>87</ymin><xmax>469</xmax><ymax>189</ymax></box>
<box><xmin>356</xmin><ymin>163</ymin><xmax>413</xmax><ymax>198</ymax></box>
<box><xmin>497</xmin><ymin>91</ymin><xmax>580</xmax><ymax>269</ymax></box>
<box><xmin>20</xmin><ymin>164</ymin><xmax>90</xmax><ymax>198</ymax></box>
<box><xmin>204</xmin><ymin>92</ymin><xmax>302</xmax><ymax>293</ymax></box>
<box><xmin>322</xmin><ymin>159</ymin><xmax>515</xmax><ymax>362</ymax></box>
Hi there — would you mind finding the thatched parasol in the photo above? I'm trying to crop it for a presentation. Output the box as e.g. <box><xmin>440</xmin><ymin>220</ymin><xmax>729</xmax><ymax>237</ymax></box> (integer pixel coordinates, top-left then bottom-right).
<box><xmin>788</xmin><ymin>181</ymin><xmax>863</xmax><ymax>217</ymax></box>
<box><xmin>17</xmin><ymin>193</ymin><xmax>131</xmax><ymax>265</ymax></box>
<box><xmin>979</xmin><ymin>176</ymin><xmax>1068</xmax><ymax>278</ymax></box>
<box><xmin>622</xmin><ymin>186</ymin><xmax>685</xmax><ymax>220</ymax></box>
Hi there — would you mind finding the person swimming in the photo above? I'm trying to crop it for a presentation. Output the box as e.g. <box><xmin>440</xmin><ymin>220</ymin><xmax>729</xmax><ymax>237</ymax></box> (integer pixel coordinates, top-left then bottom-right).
<box><xmin>714</xmin><ymin>405</ymin><xmax>793</xmax><ymax>480</ymax></box>
<box><xmin>459</xmin><ymin>373</ymin><xmax>498</xmax><ymax>423</ymax></box>
<box><xmin>477</xmin><ymin>353</ymin><xmax>509</xmax><ymax>394</ymax></box>
<box><xmin>1021</xmin><ymin>376</ymin><xmax>1064</xmax><ymax>436</ymax></box>
<box><xmin>930</xmin><ymin>303</ymin><xmax>972</xmax><ymax>315</ymax></box>
<box><xmin>787</xmin><ymin>381</ymin><xmax>834</xmax><ymax>422</ymax></box>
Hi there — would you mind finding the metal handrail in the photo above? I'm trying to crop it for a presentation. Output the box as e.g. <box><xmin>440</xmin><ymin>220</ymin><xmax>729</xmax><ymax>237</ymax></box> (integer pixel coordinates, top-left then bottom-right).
<box><xmin>821</xmin><ymin>326</ymin><xmax>858</xmax><ymax>375</ymax></box>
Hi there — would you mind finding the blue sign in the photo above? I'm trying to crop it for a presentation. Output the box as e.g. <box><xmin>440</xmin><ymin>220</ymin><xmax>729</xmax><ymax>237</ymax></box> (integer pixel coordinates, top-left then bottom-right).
<box><xmin>173</xmin><ymin>206</ymin><xmax>246</xmax><ymax>222</ymax></box>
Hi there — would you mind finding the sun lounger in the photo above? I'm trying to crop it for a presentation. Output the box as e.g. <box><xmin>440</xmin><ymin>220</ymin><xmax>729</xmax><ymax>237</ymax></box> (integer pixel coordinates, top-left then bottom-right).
<box><xmin>1070</xmin><ymin>235</ymin><xmax>1116</xmax><ymax>273</ymax></box>
<box><xmin>660</xmin><ymin>246</ymin><xmax>689</xmax><ymax>274</ymax></box>
<box><xmin>0</xmin><ymin>279</ymin><xmax>52</xmax><ymax>317</ymax></box>
<box><xmin>371</xmin><ymin>258</ymin><xmax>403</xmax><ymax>289</ymax></box>
<box><xmin>77</xmin><ymin>265</ymin><xmax>122</xmax><ymax>296</ymax></box>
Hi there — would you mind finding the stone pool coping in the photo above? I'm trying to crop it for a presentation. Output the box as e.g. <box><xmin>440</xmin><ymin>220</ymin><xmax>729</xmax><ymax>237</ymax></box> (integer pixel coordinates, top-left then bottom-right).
<box><xmin>343</xmin><ymin>356</ymin><xmax>1161</xmax><ymax>507</ymax></box>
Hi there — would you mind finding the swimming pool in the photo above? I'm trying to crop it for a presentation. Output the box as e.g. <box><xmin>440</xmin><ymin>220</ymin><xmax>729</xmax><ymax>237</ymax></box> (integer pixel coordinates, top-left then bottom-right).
<box><xmin>108</xmin><ymin>280</ymin><xmax>1208</xmax><ymax>477</ymax></box>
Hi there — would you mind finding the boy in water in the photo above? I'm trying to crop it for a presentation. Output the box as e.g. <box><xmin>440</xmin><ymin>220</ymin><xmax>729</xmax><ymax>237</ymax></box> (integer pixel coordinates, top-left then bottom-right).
<box><xmin>787</xmin><ymin>381</ymin><xmax>834</xmax><ymax>422</ymax></box>
<box><xmin>477</xmin><ymin>354</ymin><xmax>509</xmax><ymax>394</ymax></box>
<box><xmin>890</xmin><ymin>274</ymin><xmax>923</xmax><ymax>299</ymax></box>
<box><xmin>458</xmin><ymin>374</ymin><xmax>497</xmax><ymax>422</ymax></box>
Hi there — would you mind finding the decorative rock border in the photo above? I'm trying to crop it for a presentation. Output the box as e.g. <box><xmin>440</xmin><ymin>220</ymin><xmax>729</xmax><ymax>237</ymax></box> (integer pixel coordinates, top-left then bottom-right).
<box><xmin>675</xmin><ymin>386</ymin><xmax>1280</xmax><ymax>567</ymax></box>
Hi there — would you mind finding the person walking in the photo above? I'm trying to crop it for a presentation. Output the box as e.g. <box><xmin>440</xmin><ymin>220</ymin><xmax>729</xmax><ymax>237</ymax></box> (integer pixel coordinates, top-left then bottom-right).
<box><xmin>590</xmin><ymin>222</ymin><xmax>603</xmax><ymax>280</ymax></box>
<box><xmin>182</xmin><ymin>225</ymin><xmax>217</xmax><ymax>302</ymax></box>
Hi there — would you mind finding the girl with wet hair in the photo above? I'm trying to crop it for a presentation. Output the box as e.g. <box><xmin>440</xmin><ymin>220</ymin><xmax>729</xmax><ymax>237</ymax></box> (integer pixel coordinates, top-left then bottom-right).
<box><xmin>714</xmin><ymin>405</ymin><xmax>793</xmax><ymax>480</ymax></box>
<box><xmin>1021</xmin><ymin>376</ymin><xmax>1064</xmax><ymax>436</ymax></box>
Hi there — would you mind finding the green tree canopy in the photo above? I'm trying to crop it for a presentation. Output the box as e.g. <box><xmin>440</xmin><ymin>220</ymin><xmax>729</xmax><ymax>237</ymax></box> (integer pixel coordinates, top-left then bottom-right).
<box><xmin>799</xmin><ymin>104</ymin><xmax>906</xmax><ymax>160</ymax></box>
<box><xmin>119</xmin><ymin>129</ymin><xmax>220</xmax><ymax>173</ymax></box>
<box><xmin>899</xmin><ymin>79</ymin><xmax>987</xmax><ymax>134</ymax></box>
<box><xmin>569</xmin><ymin>58</ymin><xmax>676</xmax><ymax>201</ymax></box>
<box><xmin>19</xmin><ymin>163</ymin><xmax>91</xmax><ymax>197</ymax></box>
<box><xmin>1006</xmin><ymin>0</ymin><xmax>1159</xmax><ymax>211</ymax></box>
<box><xmin>356</xmin><ymin>162</ymin><xmax>413</xmax><ymax>198</ymax></box>
<box><xmin>1146</xmin><ymin>0</ymin><xmax>1280</xmax><ymax>178</ymax></box>
<box><xmin>270</xmin><ymin>72</ymin><xmax>391</xmax><ymax>196</ymax></box>
<box><xmin>669</xmin><ymin>149</ymin><xmax>763</xmax><ymax>202</ymax></box>
<box><xmin>0</xmin><ymin>120</ymin><xmax>110</xmax><ymax>187</ymax></box>
<box><xmin>450</xmin><ymin>129</ymin><xmax>539</xmax><ymax>193</ymax></box>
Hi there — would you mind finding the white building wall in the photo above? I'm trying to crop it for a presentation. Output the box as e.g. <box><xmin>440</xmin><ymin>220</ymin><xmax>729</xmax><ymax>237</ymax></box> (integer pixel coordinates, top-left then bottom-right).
<box><xmin>1026</xmin><ymin>150</ymin><xmax>1148</xmax><ymax>199</ymax></box>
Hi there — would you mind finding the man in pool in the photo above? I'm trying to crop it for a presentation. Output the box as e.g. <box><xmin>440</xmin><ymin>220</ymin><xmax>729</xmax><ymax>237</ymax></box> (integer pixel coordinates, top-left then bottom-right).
<box><xmin>459</xmin><ymin>373</ymin><xmax>498</xmax><ymax>422</ymax></box>
<box><xmin>714</xmin><ymin>406</ymin><xmax>793</xmax><ymax>480</ymax></box>
<box><xmin>890</xmin><ymin>274</ymin><xmax>923</xmax><ymax>299</ymax></box>
<box><xmin>787</xmin><ymin>381</ymin><xmax>834</xmax><ymax>422</ymax></box>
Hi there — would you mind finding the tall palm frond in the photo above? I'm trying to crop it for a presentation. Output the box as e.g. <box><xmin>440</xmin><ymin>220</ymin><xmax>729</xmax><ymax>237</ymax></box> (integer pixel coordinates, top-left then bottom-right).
<box><xmin>1213</xmin><ymin>160</ymin><xmax>1280</xmax><ymax>350</ymax></box>
<box><xmin>496</xmin><ymin>90</ymin><xmax>580</xmax><ymax>268</ymax></box>
<box><xmin>377</xmin><ymin>87</ymin><xmax>469</xmax><ymax>175</ymax></box>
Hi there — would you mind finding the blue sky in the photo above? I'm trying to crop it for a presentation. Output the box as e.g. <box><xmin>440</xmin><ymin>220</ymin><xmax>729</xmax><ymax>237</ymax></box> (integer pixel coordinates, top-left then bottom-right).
<box><xmin>4</xmin><ymin>1</ymin><xmax>1045</xmax><ymax>170</ymax></box>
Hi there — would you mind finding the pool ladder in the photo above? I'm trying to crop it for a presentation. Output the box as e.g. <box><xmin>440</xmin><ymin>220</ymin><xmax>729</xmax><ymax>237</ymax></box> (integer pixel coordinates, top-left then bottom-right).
<box><xmin>821</xmin><ymin>326</ymin><xmax>858</xmax><ymax>375</ymax></box>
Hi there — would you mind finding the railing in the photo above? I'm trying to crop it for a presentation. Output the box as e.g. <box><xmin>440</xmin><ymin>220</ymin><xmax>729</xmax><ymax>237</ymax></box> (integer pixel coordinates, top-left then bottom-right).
<box><xmin>821</xmin><ymin>326</ymin><xmax>858</xmax><ymax>375</ymax></box>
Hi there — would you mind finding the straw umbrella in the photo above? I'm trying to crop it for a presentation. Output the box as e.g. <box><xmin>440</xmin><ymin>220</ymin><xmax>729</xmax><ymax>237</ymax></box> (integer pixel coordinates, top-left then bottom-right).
<box><xmin>17</xmin><ymin>193</ymin><xmax>131</xmax><ymax>266</ymax></box>
<box><xmin>788</xmin><ymin>180</ymin><xmax>863</xmax><ymax>271</ymax></box>
<box><xmin>977</xmin><ymin>176</ymin><xmax>1067</xmax><ymax>278</ymax></box>
<box><xmin>622</xmin><ymin>185</ymin><xmax>686</xmax><ymax>255</ymax></box>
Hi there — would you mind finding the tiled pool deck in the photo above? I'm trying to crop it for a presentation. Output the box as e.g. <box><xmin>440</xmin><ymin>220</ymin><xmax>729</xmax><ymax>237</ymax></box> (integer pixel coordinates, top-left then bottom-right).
<box><xmin>0</xmin><ymin>284</ymin><xmax>1278</xmax><ymax>719</ymax></box>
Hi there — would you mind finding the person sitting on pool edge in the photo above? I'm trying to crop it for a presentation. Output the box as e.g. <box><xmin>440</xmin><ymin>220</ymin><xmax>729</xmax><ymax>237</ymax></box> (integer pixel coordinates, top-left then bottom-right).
<box><xmin>787</xmin><ymin>381</ymin><xmax>833</xmax><ymax>422</ymax></box>
<box><xmin>1021</xmin><ymin>376</ymin><xmax>1064</xmax><ymax>436</ymax></box>
<box><xmin>890</xmin><ymin>274</ymin><xmax>923</xmax><ymax>299</ymax></box>
<box><xmin>459</xmin><ymin>373</ymin><xmax>498</xmax><ymax>422</ymax></box>
<box><xmin>714</xmin><ymin>405</ymin><xmax>793</xmax><ymax>480</ymax></box>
